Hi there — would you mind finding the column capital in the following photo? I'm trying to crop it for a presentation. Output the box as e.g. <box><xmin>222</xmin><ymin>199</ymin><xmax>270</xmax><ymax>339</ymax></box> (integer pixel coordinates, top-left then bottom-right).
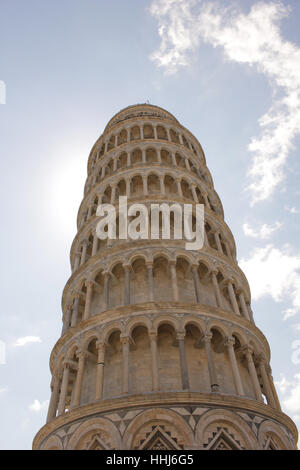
<box><xmin>191</xmin><ymin>263</ymin><xmax>199</xmax><ymax>272</ymax></box>
<box><xmin>76</xmin><ymin>349</ymin><xmax>87</xmax><ymax>360</ymax></box>
<box><xmin>146</xmin><ymin>261</ymin><xmax>153</xmax><ymax>269</ymax></box>
<box><xmin>85</xmin><ymin>279</ymin><xmax>94</xmax><ymax>288</ymax></box>
<box><xmin>176</xmin><ymin>331</ymin><xmax>186</xmax><ymax>341</ymax></box>
<box><xmin>120</xmin><ymin>335</ymin><xmax>130</xmax><ymax>345</ymax></box>
<box><xmin>224</xmin><ymin>336</ymin><xmax>235</xmax><ymax>347</ymax></box>
<box><xmin>201</xmin><ymin>333</ymin><xmax>213</xmax><ymax>343</ymax></box>
<box><xmin>149</xmin><ymin>330</ymin><xmax>158</xmax><ymax>340</ymax></box>
<box><xmin>96</xmin><ymin>341</ymin><xmax>106</xmax><ymax>352</ymax></box>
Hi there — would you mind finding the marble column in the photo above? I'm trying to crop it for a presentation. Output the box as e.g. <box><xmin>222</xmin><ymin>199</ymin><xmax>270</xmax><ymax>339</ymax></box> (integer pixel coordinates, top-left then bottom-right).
<box><xmin>177</xmin><ymin>332</ymin><xmax>189</xmax><ymax>390</ymax></box>
<box><xmin>203</xmin><ymin>334</ymin><xmax>219</xmax><ymax>392</ymax></box>
<box><xmin>225</xmin><ymin>337</ymin><xmax>244</xmax><ymax>396</ymax></box>
<box><xmin>149</xmin><ymin>332</ymin><xmax>159</xmax><ymax>391</ymax></box>
<box><xmin>238</xmin><ymin>291</ymin><xmax>250</xmax><ymax>321</ymax></box>
<box><xmin>57</xmin><ymin>364</ymin><xmax>70</xmax><ymax>415</ymax></box>
<box><xmin>46</xmin><ymin>375</ymin><xmax>60</xmax><ymax>423</ymax></box>
<box><xmin>170</xmin><ymin>261</ymin><xmax>179</xmax><ymax>302</ymax></box>
<box><xmin>192</xmin><ymin>265</ymin><xmax>201</xmax><ymax>303</ymax></box>
<box><xmin>96</xmin><ymin>342</ymin><xmax>106</xmax><ymax>400</ymax></box>
<box><xmin>121</xmin><ymin>336</ymin><xmax>130</xmax><ymax>394</ymax></box>
<box><xmin>62</xmin><ymin>304</ymin><xmax>72</xmax><ymax>335</ymax></box>
<box><xmin>244</xmin><ymin>347</ymin><xmax>263</xmax><ymax>402</ymax></box>
<box><xmin>146</xmin><ymin>262</ymin><xmax>154</xmax><ymax>302</ymax></box>
<box><xmin>227</xmin><ymin>281</ymin><xmax>240</xmax><ymax>316</ymax></box>
<box><xmin>258</xmin><ymin>356</ymin><xmax>276</xmax><ymax>407</ymax></box>
<box><xmin>73</xmin><ymin>351</ymin><xmax>86</xmax><ymax>407</ymax></box>
<box><xmin>83</xmin><ymin>281</ymin><xmax>93</xmax><ymax>320</ymax></box>
<box><xmin>123</xmin><ymin>264</ymin><xmax>130</xmax><ymax>305</ymax></box>
<box><xmin>92</xmin><ymin>232</ymin><xmax>98</xmax><ymax>256</ymax></box>
<box><xmin>103</xmin><ymin>272</ymin><xmax>110</xmax><ymax>310</ymax></box>
<box><xmin>70</xmin><ymin>295</ymin><xmax>80</xmax><ymax>327</ymax></box>
<box><xmin>211</xmin><ymin>271</ymin><xmax>224</xmax><ymax>309</ymax></box>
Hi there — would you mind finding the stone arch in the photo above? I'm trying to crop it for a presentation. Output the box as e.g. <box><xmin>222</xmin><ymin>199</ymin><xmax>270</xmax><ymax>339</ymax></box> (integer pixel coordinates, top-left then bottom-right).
<box><xmin>143</xmin><ymin>123</ymin><xmax>154</xmax><ymax>139</ymax></box>
<box><xmin>196</xmin><ymin>409</ymin><xmax>258</xmax><ymax>449</ymax></box>
<box><xmin>258</xmin><ymin>420</ymin><xmax>294</xmax><ymax>449</ymax></box>
<box><xmin>130</xmin><ymin>126</ymin><xmax>140</xmax><ymax>141</ymax></box>
<box><xmin>125</xmin><ymin>316</ymin><xmax>152</xmax><ymax>339</ymax></box>
<box><xmin>123</xmin><ymin>408</ymin><xmax>195</xmax><ymax>450</ymax></box>
<box><xmin>129</xmin><ymin>324</ymin><xmax>152</xmax><ymax>394</ymax></box>
<box><xmin>67</xmin><ymin>417</ymin><xmax>121</xmax><ymax>449</ymax></box>
<box><xmin>41</xmin><ymin>434</ymin><xmax>63</xmax><ymax>450</ymax></box>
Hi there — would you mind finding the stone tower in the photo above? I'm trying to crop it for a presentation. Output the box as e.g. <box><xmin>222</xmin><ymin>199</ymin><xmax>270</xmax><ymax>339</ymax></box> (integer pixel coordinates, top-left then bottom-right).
<box><xmin>33</xmin><ymin>104</ymin><xmax>297</xmax><ymax>450</ymax></box>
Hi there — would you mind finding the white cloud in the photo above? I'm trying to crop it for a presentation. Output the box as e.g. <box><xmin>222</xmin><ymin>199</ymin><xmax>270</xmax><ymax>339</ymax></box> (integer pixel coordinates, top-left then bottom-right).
<box><xmin>0</xmin><ymin>387</ymin><xmax>8</xmax><ymax>394</ymax></box>
<box><xmin>150</xmin><ymin>1</ymin><xmax>300</xmax><ymax>204</ymax></box>
<box><xmin>285</xmin><ymin>206</ymin><xmax>299</xmax><ymax>214</ymax></box>
<box><xmin>13</xmin><ymin>336</ymin><xmax>41</xmax><ymax>347</ymax></box>
<box><xmin>243</xmin><ymin>221</ymin><xmax>282</xmax><ymax>239</ymax></box>
<box><xmin>239</xmin><ymin>244</ymin><xmax>300</xmax><ymax>319</ymax></box>
<box><xmin>276</xmin><ymin>374</ymin><xmax>300</xmax><ymax>415</ymax></box>
<box><xmin>29</xmin><ymin>399</ymin><xmax>49</xmax><ymax>413</ymax></box>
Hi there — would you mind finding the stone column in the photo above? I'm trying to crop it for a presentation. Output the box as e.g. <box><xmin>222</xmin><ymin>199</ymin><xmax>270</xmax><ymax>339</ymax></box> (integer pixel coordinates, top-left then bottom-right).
<box><xmin>225</xmin><ymin>337</ymin><xmax>244</xmax><ymax>396</ymax></box>
<box><xmin>103</xmin><ymin>272</ymin><xmax>110</xmax><ymax>310</ymax></box>
<box><xmin>110</xmin><ymin>184</ymin><xmax>116</xmax><ymax>204</ymax></box>
<box><xmin>177</xmin><ymin>332</ymin><xmax>189</xmax><ymax>390</ymax></box>
<box><xmin>185</xmin><ymin>159</ymin><xmax>191</xmax><ymax>171</ymax></box>
<box><xmin>203</xmin><ymin>191</ymin><xmax>211</xmax><ymax>209</ymax></box>
<box><xmin>127</xmin><ymin>151</ymin><xmax>131</xmax><ymax>167</ymax></box>
<box><xmin>92</xmin><ymin>231</ymin><xmax>98</xmax><ymax>256</ymax></box>
<box><xmin>113</xmin><ymin>157</ymin><xmax>117</xmax><ymax>172</ymax></box>
<box><xmin>266</xmin><ymin>365</ymin><xmax>281</xmax><ymax>411</ymax></box>
<box><xmin>146</xmin><ymin>262</ymin><xmax>154</xmax><ymax>301</ymax></box>
<box><xmin>214</xmin><ymin>231</ymin><xmax>223</xmax><ymax>253</ymax></box>
<box><xmin>121</xmin><ymin>336</ymin><xmax>130</xmax><ymax>394</ymax></box>
<box><xmin>46</xmin><ymin>375</ymin><xmax>60</xmax><ymax>422</ymax></box>
<box><xmin>191</xmin><ymin>185</ymin><xmax>198</xmax><ymax>203</ymax></box>
<box><xmin>73</xmin><ymin>351</ymin><xmax>86</xmax><ymax>407</ymax></box>
<box><xmin>62</xmin><ymin>304</ymin><xmax>72</xmax><ymax>335</ymax></box>
<box><xmin>96</xmin><ymin>342</ymin><xmax>106</xmax><ymax>400</ymax></box>
<box><xmin>142</xmin><ymin>175</ymin><xmax>148</xmax><ymax>195</ymax></box>
<box><xmin>140</xmin><ymin>125</ymin><xmax>144</xmax><ymax>140</ymax></box>
<box><xmin>170</xmin><ymin>261</ymin><xmax>179</xmax><ymax>302</ymax></box>
<box><xmin>80</xmin><ymin>240</ymin><xmax>88</xmax><ymax>266</ymax></box>
<box><xmin>192</xmin><ymin>265</ymin><xmax>201</xmax><ymax>303</ymax></box>
<box><xmin>159</xmin><ymin>175</ymin><xmax>165</xmax><ymax>195</ymax></box>
<box><xmin>70</xmin><ymin>294</ymin><xmax>80</xmax><ymax>327</ymax></box>
<box><xmin>83</xmin><ymin>281</ymin><xmax>93</xmax><ymax>321</ymax></box>
<box><xmin>101</xmin><ymin>166</ymin><xmax>106</xmax><ymax>178</ymax></box>
<box><xmin>171</xmin><ymin>152</ymin><xmax>176</xmax><ymax>166</ymax></box>
<box><xmin>123</xmin><ymin>264</ymin><xmax>130</xmax><ymax>305</ymax></box>
<box><xmin>227</xmin><ymin>280</ymin><xmax>240</xmax><ymax>316</ymax></box>
<box><xmin>126</xmin><ymin>128</ymin><xmax>130</xmax><ymax>142</ymax></box>
<box><xmin>149</xmin><ymin>332</ymin><xmax>159</xmax><ymax>391</ymax></box>
<box><xmin>244</xmin><ymin>347</ymin><xmax>263</xmax><ymax>402</ymax></box>
<box><xmin>225</xmin><ymin>242</ymin><xmax>233</xmax><ymax>261</ymax></box>
<box><xmin>157</xmin><ymin>149</ymin><xmax>162</xmax><ymax>164</ymax></box>
<box><xmin>154</xmin><ymin>126</ymin><xmax>158</xmax><ymax>140</ymax></box>
<box><xmin>203</xmin><ymin>334</ymin><xmax>219</xmax><ymax>392</ymax></box>
<box><xmin>176</xmin><ymin>179</ymin><xmax>183</xmax><ymax>197</ymax></box>
<box><xmin>126</xmin><ymin>179</ymin><xmax>131</xmax><ymax>198</ymax></box>
<box><xmin>211</xmin><ymin>270</ymin><xmax>224</xmax><ymax>309</ymax></box>
<box><xmin>238</xmin><ymin>291</ymin><xmax>250</xmax><ymax>321</ymax></box>
<box><xmin>73</xmin><ymin>253</ymin><xmax>81</xmax><ymax>272</ymax></box>
<box><xmin>57</xmin><ymin>364</ymin><xmax>70</xmax><ymax>416</ymax></box>
<box><xmin>258</xmin><ymin>356</ymin><xmax>276</xmax><ymax>407</ymax></box>
<box><xmin>142</xmin><ymin>148</ymin><xmax>146</xmax><ymax>163</ymax></box>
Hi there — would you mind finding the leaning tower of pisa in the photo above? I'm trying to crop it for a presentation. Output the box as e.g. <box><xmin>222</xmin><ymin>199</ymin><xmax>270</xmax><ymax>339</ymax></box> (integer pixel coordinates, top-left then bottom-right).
<box><xmin>33</xmin><ymin>104</ymin><xmax>297</xmax><ymax>450</ymax></box>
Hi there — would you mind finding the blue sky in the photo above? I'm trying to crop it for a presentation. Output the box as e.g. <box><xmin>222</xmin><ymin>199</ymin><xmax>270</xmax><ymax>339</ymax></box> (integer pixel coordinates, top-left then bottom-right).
<box><xmin>0</xmin><ymin>0</ymin><xmax>300</xmax><ymax>449</ymax></box>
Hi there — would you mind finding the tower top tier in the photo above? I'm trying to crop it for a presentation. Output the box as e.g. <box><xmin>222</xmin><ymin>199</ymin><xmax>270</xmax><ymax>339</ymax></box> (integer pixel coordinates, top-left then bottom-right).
<box><xmin>104</xmin><ymin>103</ymin><xmax>179</xmax><ymax>132</ymax></box>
